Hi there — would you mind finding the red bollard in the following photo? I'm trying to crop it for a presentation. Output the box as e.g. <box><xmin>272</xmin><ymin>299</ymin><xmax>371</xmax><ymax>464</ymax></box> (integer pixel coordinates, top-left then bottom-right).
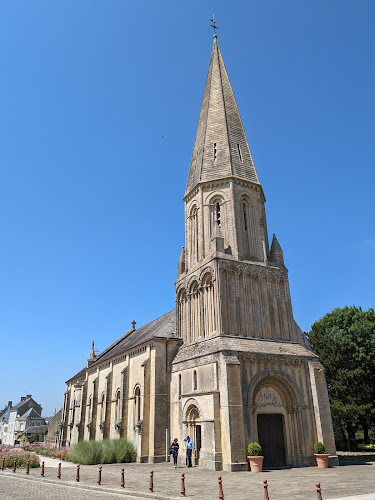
<box><xmin>97</xmin><ymin>466</ymin><xmax>102</xmax><ymax>485</ymax></box>
<box><xmin>57</xmin><ymin>462</ymin><xmax>61</xmax><ymax>479</ymax></box>
<box><xmin>121</xmin><ymin>468</ymin><xmax>125</xmax><ymax>488</ymax></box>
<box><xmin>149</xmin><ymin>470</ymin><xmax>154</xmax><ymax>493</ymax></box>
<box><xmin>41</xmin><ymin>461</ymin><xmax>45</xmax><ymax>477</ymax></box>
<box><xmin>316</xmin><ymin>482</ymin><xmax>323</xmax><ymax>500</ymax></box>
<box><xmin>263</xmin><ymin>479</ymin><xmax>270</xmax><ymax>500</ymax></box>
<box><xmin>76</xmin><ymin>464</ymin><xmax>80</xmax><ymax>482</ymax></box>
<box><xmin>218</xmin><ymin>475</ymin><xmax>224</xmax><ymax>500</ymax></box>
<box><xmin>26</xmin><ymin>459</ymin><xmax>30</xmax><ymax>475</ymax></box>
<box><xmin>1</xmin><ymin>457</ymin><xmax>5</xmax><ymax>470</ymax></box>
<box><xmin>180</xmin><ymin>472</ymin><xmax>186</xmax><ymax>497</ymax></box>
<box><xmin>13</xmin><ymin>459</ymin><xmax>16</xmax><ymax>473</ymax></box>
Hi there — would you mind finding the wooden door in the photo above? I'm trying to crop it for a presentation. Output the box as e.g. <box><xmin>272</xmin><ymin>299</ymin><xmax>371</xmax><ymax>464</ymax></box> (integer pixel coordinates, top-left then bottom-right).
<box><xmin>257</xmin><ymin>414</ymin><xmax>286</xmax><ymax>467</ymax></box>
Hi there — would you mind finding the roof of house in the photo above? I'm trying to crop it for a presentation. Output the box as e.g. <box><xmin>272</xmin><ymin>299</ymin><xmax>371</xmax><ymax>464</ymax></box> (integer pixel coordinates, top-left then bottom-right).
<box><xmin>66</xmin><ymin>310</ymin><xmax>177</xmax><ymax>383</ymax></box>
<box><xmin>19</xmin><ymin>407</ymin><xmax>43</xmax><ymax>420</ymax></box>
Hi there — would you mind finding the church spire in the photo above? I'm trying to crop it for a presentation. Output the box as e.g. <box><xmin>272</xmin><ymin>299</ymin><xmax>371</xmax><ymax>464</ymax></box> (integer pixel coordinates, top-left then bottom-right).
<box><xmin>185</xmin><ymin>34</ymin><xmax>259</xmax><ymax>198</ymax></box>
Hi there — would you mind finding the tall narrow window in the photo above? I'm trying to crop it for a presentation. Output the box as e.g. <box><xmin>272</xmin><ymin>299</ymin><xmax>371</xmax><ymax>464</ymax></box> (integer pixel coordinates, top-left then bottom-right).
<box><xmin>115</xmin><ymin>390</ymin><xmax>121</xmax><ymax>424</ymax></box>
<box><xmin>237</xmin><ymin>143</ymin><xmax>243</xmax><ymax>162</ymax></box>
<box><xmin>193</xmin><ymin>370</ymin><xmax>197</xmax><ymax>391</ymax></box>
<box><xmin>134</xmin><ymin>387</ymin><xmax>141</xmax><ymax>422</ymax></box>
<box><xmin>216</xmin><ymin>202</ymin><xmax>221</xmax><ymax>226</ymax></box>
<box><xmin>100</xmin><ymin>394</ymin><xmax>105</xmax><ymax>424</ymax></box>
<box><xmin>213</xmin><ymin>143</ymin><xmax>217</xmax><ymax>161</ymax></box>
<box><xmin>243</xmin><ymin>202</ymin><xmax>247</xmax><ymax>230</ymax></box>
<box><xmin>179</xmin><ymin>374</ymin><xmax>182</xmax><ymax>400</ymax></box>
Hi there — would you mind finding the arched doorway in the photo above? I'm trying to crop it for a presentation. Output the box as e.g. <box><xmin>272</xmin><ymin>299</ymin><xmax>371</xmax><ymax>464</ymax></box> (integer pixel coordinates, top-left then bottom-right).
<box><xmin>185</xmin><ymin>404</ymin><xmax>201</xmax><ymax>464</ymax></box>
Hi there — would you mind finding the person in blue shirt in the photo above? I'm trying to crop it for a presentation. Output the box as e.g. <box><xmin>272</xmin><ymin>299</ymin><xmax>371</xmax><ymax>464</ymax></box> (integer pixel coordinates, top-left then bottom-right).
<box><xmin>183</xmin><ymin>435</ymin><xmax>195</xmax><ymax>467</ymax></box>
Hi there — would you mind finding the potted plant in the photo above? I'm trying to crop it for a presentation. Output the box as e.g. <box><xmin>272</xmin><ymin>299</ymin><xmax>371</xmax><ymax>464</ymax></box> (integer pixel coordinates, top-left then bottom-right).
<box><xmin>247</xmin><ymin>442</ymin><xmax>264</xmax><ymax>472</ymax></box>
<box><xmin>314</xmin><ymin>441</ymin><xmax>329</xmax><ymax>468</ymax></box>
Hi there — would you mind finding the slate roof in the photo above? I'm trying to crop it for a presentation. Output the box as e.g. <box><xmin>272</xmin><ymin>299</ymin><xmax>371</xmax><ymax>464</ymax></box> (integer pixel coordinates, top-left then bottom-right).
<box><xmin>10</xmin><ymin>397</ymin><xmax>33</xmax><ymax>412</ymax></box>
<box><xmin>66</xmin><ymin>310</ymin><xmax>177</xmax><ymax>383</ymax></box>
<box><xmin>186</xmin><ymin>35</ymin><xmax>259</xmax><ymax>197</ymax></box>
<box><xmin>19</xmin><ymin>407</ymin><xmax>42</xmax><ymax>420</ymax></box>
<box><xmin>25</xmin><ymin>424</ymin><xmax>48</xmax><ymax>434</ymax></box>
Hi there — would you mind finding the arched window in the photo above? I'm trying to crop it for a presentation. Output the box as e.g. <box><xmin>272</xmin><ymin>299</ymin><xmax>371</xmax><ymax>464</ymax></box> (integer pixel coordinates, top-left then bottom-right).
<box><xmin>178</xmin><ymin>289</ymin><xmax>187</xmax><ymax>341</ymax></box>
<box><xmin>134</xmin><ymin>386</ymin><xmax>141</xmax><ymax>423</ymax></box>
<box><xmin>100</xmin><ymin>393</ymin><xmax>105</xmax><ymax>424</ymax></box>
<box><xmin>190</xmin><ymin>282</ymin><xmax>201</xmax><ymax>341</ymax></box>
<box><xmin>193</xmin><ymin>370</ymin><xmax>197</xmax><ymax>391</ymax></box>
<box><xmin>209</xmin><ymin>196</ymin><xmax>224</xmax><ymax>237</ymax></box>
<box><xmin>189</xmin><ymin>206</ymin><xmax>199</xmax><ymax>266</ymax></box>
<box><xmin>115</xmin><ymin>390</ymin><xmax>121</xmax><ymax>425</ymax></box>
<box><xmin>202</xmin><ymin>273</ymin><xmax>216</xmax><ymax>336</ymax></box>
<box><xmin>215</xmin><ymin>202</ymin><xmax>221</xmax><ymax>226</ymax></box>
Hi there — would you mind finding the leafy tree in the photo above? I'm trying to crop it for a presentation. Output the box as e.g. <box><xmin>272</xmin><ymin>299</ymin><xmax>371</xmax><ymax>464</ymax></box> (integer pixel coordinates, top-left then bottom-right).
<box><xmin>307</xmin><ymin>306</ymin><xmax>375</xmax><ymax>451</ymax></box>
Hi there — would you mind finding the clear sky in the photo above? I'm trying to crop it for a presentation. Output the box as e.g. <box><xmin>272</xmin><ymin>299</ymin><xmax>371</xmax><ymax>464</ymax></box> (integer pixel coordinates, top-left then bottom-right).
<box><xmin>1</xmin><ymin>1</ymin><xmax>374</xmax><ymax>417</ymax></box>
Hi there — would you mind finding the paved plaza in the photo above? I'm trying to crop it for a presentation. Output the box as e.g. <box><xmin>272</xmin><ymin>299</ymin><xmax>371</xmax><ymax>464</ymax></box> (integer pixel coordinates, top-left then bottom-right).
<box><xmin>0</xmin><ymin>456</ymin><xmax>375</xmax><ymax>500</ymax></box>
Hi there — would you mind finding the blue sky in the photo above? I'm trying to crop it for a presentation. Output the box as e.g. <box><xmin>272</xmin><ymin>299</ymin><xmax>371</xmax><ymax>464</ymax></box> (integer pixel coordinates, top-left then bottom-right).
<box><xmin>1</xmin><ymin>1</ymin><xmax>374</xmax><ymax>416</ymax></box>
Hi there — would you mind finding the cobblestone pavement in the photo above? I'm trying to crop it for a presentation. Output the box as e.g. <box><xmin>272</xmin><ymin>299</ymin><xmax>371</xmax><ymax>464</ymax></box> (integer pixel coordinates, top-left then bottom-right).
<box><xmin>1</xmin><ymin>458</ymin><xmax>375</xmax><ymax>500</ymax></box>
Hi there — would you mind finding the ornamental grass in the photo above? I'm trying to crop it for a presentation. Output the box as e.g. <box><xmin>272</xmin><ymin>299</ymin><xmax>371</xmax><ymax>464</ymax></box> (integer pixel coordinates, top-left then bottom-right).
<box><xmin>68</xmin><ymin>438</ymin><xmax>136</xmax><ymax>465</ymax></box>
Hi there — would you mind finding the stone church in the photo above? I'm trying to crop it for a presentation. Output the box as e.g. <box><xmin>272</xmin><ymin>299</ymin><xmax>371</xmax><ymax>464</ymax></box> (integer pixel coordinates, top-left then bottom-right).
<box><xmin>59</xmin><ymin>34</ymin><xmax>337</xmax><ymax>471</ymax></box>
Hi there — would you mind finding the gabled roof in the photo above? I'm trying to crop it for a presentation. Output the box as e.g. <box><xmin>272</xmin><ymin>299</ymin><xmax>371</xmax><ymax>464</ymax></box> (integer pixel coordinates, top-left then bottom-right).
<box><xmin>10</xmin><ymin>397</ymin><xmax>33</xmax><ymax>412</ymax></box>
<box><xmin>185</xmin><ymin>35</ymin><xmax>259</xmax><ymax>197</ymax></box>
<box><xmin>66</xmin><ymin>310</ymin><xmax>177</xmax><ymax>383</ymax></box>
<box><xmin>19</xmin><ymin>407</ymin><xmax>42</xmax><ymax>420</ymax></box>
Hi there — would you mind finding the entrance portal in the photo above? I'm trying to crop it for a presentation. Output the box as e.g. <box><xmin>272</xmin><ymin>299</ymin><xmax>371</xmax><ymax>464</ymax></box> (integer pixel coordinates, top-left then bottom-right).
<box><xmin>257</xmin><ymin>414</ymin><xmax>286</xmax><ymax>467</ymax></box>
<box><xmin>185</xmin><ymin>405</ymin><xmax>201</xmax><ymax>464</ymax></box>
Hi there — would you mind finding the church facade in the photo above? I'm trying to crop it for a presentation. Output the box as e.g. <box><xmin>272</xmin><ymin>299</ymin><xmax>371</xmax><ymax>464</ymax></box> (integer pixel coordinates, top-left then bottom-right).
<box><xmin>59</xmin><ymin>35</ymin><xmax>337</xmax><ymax>471</ymax></box>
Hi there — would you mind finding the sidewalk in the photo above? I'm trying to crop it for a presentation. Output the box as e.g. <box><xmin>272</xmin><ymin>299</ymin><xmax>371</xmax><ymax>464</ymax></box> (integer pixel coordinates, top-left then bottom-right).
<box><xmin>1</xmin><ymin>455</ymin><xmax>375</xmax><ymax>500</ymax></box>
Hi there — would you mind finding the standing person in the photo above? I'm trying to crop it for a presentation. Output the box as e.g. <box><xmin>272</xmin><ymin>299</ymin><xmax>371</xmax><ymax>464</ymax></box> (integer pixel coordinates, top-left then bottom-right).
<box><xmin>170</xmin><ymin>438</ymin><xmax>179</xmax><ymax>468</ymax></box>
<box><xmin>183</xmin><ymin>435</ymin><xmax>195</xmax><ymax>468</ymax></box>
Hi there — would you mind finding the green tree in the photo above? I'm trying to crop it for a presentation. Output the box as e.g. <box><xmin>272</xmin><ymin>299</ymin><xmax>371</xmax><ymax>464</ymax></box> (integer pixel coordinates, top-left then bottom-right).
<box><xmin>307</xmin><ymin>306</ymin><xmax>375</xmax><ymax>451</ymax></box>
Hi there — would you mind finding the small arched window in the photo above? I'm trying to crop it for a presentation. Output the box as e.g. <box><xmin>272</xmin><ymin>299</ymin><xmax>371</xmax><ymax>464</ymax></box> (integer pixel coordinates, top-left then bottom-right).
<box><xmin>134</xmin><ymin>386</ymin><xmax>141</xmax><ymax>423</ymax></box>
<box><xmin>193</xmin><ymin>370</ymin><xmax>197</xmax><ymax>391</ymax></box>
<box><xmin>243</xmin><ymin>202</ymin><xmax>248</xmax><ymax>230</ymax></box>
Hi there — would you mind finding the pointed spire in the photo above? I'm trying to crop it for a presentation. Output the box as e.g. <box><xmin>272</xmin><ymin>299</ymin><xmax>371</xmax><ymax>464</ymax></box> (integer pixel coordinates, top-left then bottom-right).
<box><xmin>178</xmin><ymin>246</ymin><xmax>186</xmax><ymax>276</ymax></box>
<box><xmin>185</xmin><ymin>36</ymin><xmax>259</xmax><ymax>197</ymax></box>
<box><xmin>90</xmin><ymin>341</ymin><xmax>96</xmax><ymax>359</ymax></box>
<box><xmin>269</xmin><ymin>234</ymin><xmax>285</xmax><ymax>267</ymax></box>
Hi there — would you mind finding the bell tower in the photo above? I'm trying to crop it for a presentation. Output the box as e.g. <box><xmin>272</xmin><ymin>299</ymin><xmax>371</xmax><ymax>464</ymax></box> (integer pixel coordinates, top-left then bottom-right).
<box><xmin>175</xmin><ymin>34</ymin><xmax>302</xmax><ymax>346</ymax></box>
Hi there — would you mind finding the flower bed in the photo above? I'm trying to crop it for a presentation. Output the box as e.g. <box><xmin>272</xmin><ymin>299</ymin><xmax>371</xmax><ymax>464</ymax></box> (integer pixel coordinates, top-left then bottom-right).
<box><xmin>23</xmin><ymin>443</ymin><xmax>70</xmax><ymax>461</ymax></box>
<box><xmin>0</xmin><ymin>447</ymin><xmax>40</xmax><ymax>468</ymax></box>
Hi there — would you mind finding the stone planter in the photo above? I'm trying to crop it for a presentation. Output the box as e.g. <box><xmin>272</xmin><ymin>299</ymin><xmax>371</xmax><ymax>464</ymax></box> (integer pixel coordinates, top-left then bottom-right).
<box><xmin>314</xmin><ymin>453</ymin><xmax>329</xmax><ymax>468</ymax></box>
<box><xmin>247</xmin><ymin>455</ymin><xmax>264</xmax><ymax>472</ymax></box>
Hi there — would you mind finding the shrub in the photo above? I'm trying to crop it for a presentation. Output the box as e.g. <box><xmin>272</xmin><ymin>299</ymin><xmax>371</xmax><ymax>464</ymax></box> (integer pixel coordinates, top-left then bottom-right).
<box><xmin>247</xmin><ymin>442</ymin><xmax>262</xmax><ymax>456</ymax></box>
<box><xmin>24</xmin><ymin>443</ymin><xmax>70</xmax><ymax>461</ymax></box>
<box><xmin>314</xmin><ymin>441</ymin><xmax>326</xmax><ymax>454</ymax></box>
<box><xmin>68</xmin><ymin>439</ymin><xmax>136</xmax><ymax>465</ymax></box>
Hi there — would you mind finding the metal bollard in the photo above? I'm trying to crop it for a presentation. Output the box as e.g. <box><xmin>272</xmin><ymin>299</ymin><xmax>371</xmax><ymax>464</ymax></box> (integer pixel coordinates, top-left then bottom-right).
<box><xmin>316</xmin><ymin>482</ymin><xmax>323</xmax><ymax>500</ymax></box>
<box><xmin>218</xmin><ymin>475</ymin><xmax>224</xmax><ymax>500</ymax></box>
<box><xmin>97</xmin><ymin>466</ymin><xmax>102</xmax><ymax>485</ymax></box>
<box><xmin>57</xmin><ymin>462</ymin><xmax>61</xmax><ymax>479</ymax></box>
<box><xmin>41</xmin><ymin>461</ymin><xmax>45</xmax><ymax>477</ymax></box>
<box><xmin>1</xmin><ymin>457</ymin><xmax>5</xmax><ymax>471</ymax></box>
<box><xmin>149</xmin><ymin>470</ymin><xmax>154</xmax><ymax>493</ymax></box>
<box><xmin>121</xmin><ymin>468</ymin><xmax>125</xmax><ymax>488</ymax></box>
<box><xmin>13</xmin><ymin>459</ymin><xmax>16</xmax><ymax>473</ymax></box>
<box><xmin>26</xmin><ymin>459</ymin><xmax>30</xmax><ymax>475</ymax></box>
<box><xmin>263</xmin><ymin>479</ymin><xmax>270</xmax><ymax>500</ymax></box>
<box><xmin>180</xmin><ymin>472</ymin><xmax>186</xmax><ymax>497</ymax></box>
<box><xmin>76</xmin><ymin>464</ymin><xmax>80</xmax><ymax>482</ymax></box>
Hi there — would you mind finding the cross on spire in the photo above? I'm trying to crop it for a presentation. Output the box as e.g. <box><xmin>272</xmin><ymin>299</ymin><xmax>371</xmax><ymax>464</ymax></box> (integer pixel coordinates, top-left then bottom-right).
<box><xmin>210</xmin><ymin>14</ymin><xmax>219</xmax><ymax>35</ymax></box>
<box><xmin>131</xmin><ymin>320</ymin><xmax>136</xmax><ymax>329</ymax></box>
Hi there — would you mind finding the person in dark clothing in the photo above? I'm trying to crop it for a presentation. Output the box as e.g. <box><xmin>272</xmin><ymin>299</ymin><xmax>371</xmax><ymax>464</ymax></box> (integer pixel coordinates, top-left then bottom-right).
<box><xmin>170</xmin><ymin>438</ymin><xmax>179</xmax><ymax>467</ymax></box>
